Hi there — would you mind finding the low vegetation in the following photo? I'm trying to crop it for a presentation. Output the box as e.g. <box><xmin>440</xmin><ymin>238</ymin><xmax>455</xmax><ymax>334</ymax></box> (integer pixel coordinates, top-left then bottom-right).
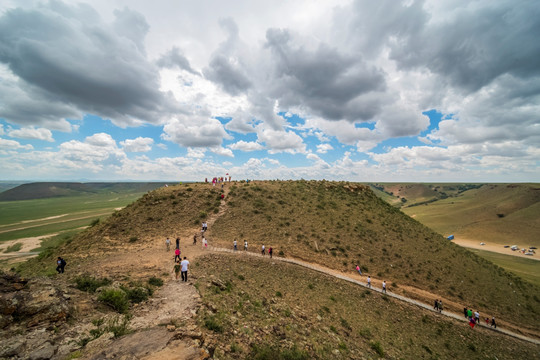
<box><xmin>192</xmin><ymin>254</ymin><xmax>539</xmax><ymax>359</ymax></box>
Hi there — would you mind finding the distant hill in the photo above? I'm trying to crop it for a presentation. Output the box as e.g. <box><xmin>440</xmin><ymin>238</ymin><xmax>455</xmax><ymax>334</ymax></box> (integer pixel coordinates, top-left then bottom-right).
<box><xmin>369</xmin><ymin>183</ymin><xmax>484</xmax><ymax>207</ymax></box>
<box><xmin>0</xmin><ymin>182</ymin><xmax>170</xmax><ymax>201</ymax></box>
<box><xmin>0</xmin><ymin>181</ymin><xmax>26</xmax><ymax>194</ymax></box>
<box><xmin>400</xmin><ymin>183</ymin><xmax>540</xmax><ymax>246</ymax></box>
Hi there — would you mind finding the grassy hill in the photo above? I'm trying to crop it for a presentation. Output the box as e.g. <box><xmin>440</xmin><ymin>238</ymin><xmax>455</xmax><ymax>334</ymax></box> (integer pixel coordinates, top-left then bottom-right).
<box><xmin>401</xmin><ymin>183</ymin><xmax>540</xmax><ymax>247</ymax></box>
<box><xmin>42</xmin><ymin>181</ymin><xmax>540</xmax><ymax>332</ymax></box>
<box><xmin>0</xmin><ymin>182</ymin><xmax>168</xmax><ymax>201</ymax></box>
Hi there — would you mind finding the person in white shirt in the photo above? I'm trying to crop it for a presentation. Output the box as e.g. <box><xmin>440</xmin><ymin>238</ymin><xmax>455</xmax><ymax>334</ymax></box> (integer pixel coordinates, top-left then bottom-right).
<box><xmin>367</xmin><ymin>276</ymin><xmax>371</xmax><ymax>288</ymax></box>
<box><xmin>382</xmin><ymin>280</ymin><xmax>387</xmax><ymax>293</ymax></box>
<box><xmin>261</xmin><ymin>244</ymin><xmax>266</xmax><ymax>255</ymax></box>
<box><xmin>244</xmin><ymin>241</ymin><xmax>248</xmax><ymax>251</ymax></box>
<box><xmin>180</xmin><ymin>257</ymin><xmax>190</xmax><ymax>282</ymax></box>
<box><xmin>233</xmin><ymin>239</ymin><xmax>237</xmax><ymax>251</ymax></box>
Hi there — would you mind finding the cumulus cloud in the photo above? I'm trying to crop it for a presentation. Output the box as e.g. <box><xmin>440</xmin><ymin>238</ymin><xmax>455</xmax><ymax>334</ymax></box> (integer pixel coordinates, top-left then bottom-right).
<box><xmin>256</xmin><ymin>126</ymin><xmax>306</xmax><ymax>154</ymax></box>
<box><xmin>156</xmin><ymin>47</ymin><xmax>198</xmax><ymax>75</ymax></box>
<box><xmin>210</xmin><ymin>146</ymin><xmax>234</xmax><ymax>157</ymax></box>
<box><xmin>316</xmin><ymin>143</ymin><xmax>333</xmax><ymax>154</ymax></box>
<box><xmin>8</xmin><ymin>127</ymin><xmax>54</xmax><ymax>142</ymax></box>
<box><xmin>120</xmin><ymin>137</ymin><xmax>153</xmax><ymax>152</ymax></box>
<box><xmin>162</xmin><ymin>116</ymin><xmax>229</xmax><ymax>147</ymax></box>
<box><xmin>0</xmin><ymin>138</ymin><xmax>33</xmax><ymax>150</ymax></box>
<box><xmin>0</xmin><ymin>2</ymin><xmax>177</xmax><ymax>128</ymax></box>
<box><xmin>229</xmin><ymin>140</ymin><xmax>264</xmax><ymax>152</ymax></box>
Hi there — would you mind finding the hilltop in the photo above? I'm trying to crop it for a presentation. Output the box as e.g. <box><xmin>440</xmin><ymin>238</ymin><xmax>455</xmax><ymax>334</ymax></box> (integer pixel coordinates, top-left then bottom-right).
<box><xmin>0</xmin><ymin>182</ymin><xmax>169</xmax><ymax>201</ymax></box>
<box><xmin>4</xmin><ymin>181</ymin><xmax>539</xmax><ymax>359</ymax></box>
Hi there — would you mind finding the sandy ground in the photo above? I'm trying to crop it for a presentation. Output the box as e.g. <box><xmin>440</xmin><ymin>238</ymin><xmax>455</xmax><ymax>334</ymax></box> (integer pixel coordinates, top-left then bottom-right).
<box><xmin>0</xmin><ymin>234</ymin><xmax>59</xmax><ymax>264</ymax></box>
<box><xmin>453</xmin><ymin>238</ymin><xmax>539</xmax><ymax>261</ymax></box>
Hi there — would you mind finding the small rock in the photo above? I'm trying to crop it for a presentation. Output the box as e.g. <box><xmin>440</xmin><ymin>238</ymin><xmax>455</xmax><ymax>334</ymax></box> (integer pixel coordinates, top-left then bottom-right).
<box><xmin>167</xmin><ymin>325</ymin><xmax>176</xmax><ymax>332</ymax></box>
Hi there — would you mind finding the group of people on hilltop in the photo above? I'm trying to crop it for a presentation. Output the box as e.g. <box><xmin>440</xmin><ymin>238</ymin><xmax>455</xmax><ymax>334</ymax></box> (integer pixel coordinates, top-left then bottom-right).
<box><xmin>206</xmin><ymin>176</ymin><xmax>231</xmax><ymax>187</ymax></box>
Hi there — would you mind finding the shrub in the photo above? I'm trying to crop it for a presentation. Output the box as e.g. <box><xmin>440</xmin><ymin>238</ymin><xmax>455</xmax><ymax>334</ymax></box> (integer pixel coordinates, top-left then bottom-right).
<box><xmin>90</xmin><ymin>218</ymin><xmax>100</xmax><ymax>227</ymax></box>
<box><xmin>369</xmin><ymin>341</ymin><xmax>384</xmax><ymax>357</ymax></box>
<box><xmin>249</xmin><ymin>344</ymin><xmax>309</xmax><ymax>360</ymax></box>
<box><xmin>129</xmin><ymin>236</ymin><xmax>138</xmax><ymax>243</ymax></box>
<box><xmin>275</xmin><ymin>291</ymin><xmax>283</xmax><ymax>297</ymax></box>
<box><xmin>98</xmin><ymin>289</ymin><xmax>130</xmax><ymax>313</ymax></box>
<box><xmin>148</xmin><ymin>277</ymin><xmax>163</xmax><ymax>287</ymax></box>
<box><xmin>204</xmin><ymin>315</ymin><xmax>223</xmax><ymax>333</ymax></box>
<box><xmin>123</xmin><ymin>287</ymin><xmax>148</xmax><ymax>303</ymax></box>
<box><xmin>75</xmin><ymin>276</ymin><xmax>112</xmax><ymax>293</ymax></box>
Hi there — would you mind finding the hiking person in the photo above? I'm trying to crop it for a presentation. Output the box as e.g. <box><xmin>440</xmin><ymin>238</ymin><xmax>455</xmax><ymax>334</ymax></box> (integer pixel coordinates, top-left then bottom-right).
<box><xmin>233</xmin><ymin>239</ymin><xmax>237</xmax><ymax>251</ymax></box>
<box><xmin>367</xmin><ymin>276</ymin><xmax>371</xmax><ymax>288</ymax></box>
<box><xmin>269</xmin><ymin>247</ymin><xmax>273</xmax><ymax>258</ymax></box>
<box><xmin>434</xmin><ymin>299</ymin><xmax>439</xmax><ymax>311</ymax></box>
<box><xmin>261</xmin><ymin>245</ymin><xmax>266</xmax><ymax>255</ymax></box>
<box><xmin>438</xmin><ymin>300</ymin><xmax>443</xmax><ymax>313</ymax></box>
<box><xmin>202</xmin><ymin>222</ymin><xmax>208</xmax><ymax>232</ymax></box>
<box><xmin>174</xmin><ymin>248</ymin><xmax>181</xmax><ymax>262</ymax></box>
<box><xmin>244</xmin><ymin>240</ymin><xmax>248</xmax><ymax>251</ymax></box>
<box><xmin>166</xmin><ymin>237</ymin><xmax>171</xmax><ymax>251</ymax></box>
<box><xmin>464</xmin><ymin>307</ymin><xmax>468</xmax><ymax>318</ymax></box>
<box><xmin>172</xmin><ymin>260</ymin><xmax>181</xmax><ymax>280</ymax></box>
<box><xmin>491</xmin><ymin>316</ymin><xmax>497</xmax><ymax>328</ymax></box>
<box><xmin>193</xmin><ymin>234</ymin><xmax>197</xmax><ymax>245</ymax></box>
<box><xmin>474</xmin><ymin>310</ymin><xmax>480</xmax><ymax>324</ymax></box>
<box><xmin>202</xmin><ymin>237</ymin><xmax>208</xmax><ymax>249</ymax></box>
<box><xmin>469</xmin><ymin>317</ymin><xmax>476</xmax><ymax>329</ymax></box>
<box><xmin>180</xmin><ymin>257</ymin><xmax>190</xmax><ymax>282</ymax></box>
<box><xmin>175</xmin><ymin>237</ymin><xmax>180</xmax><ymax>249</ymax></box>
<box><xmin>382</xmin><ymin>280</ymin><xmax>387</xmax><ymax>293</ymax></box>
<box><xmin>467</xmin><ymin>308</ymin><xmax>473</xmax><ymax>320</ymax></box>
<box><xmin>56</xmin><ymin>257</ymin><xmax>66</xmax><ymax>274</ymax></box>
<box><xmin>485</xmin><ymin>317</ymin><xmax>490</xmax><ymax>326</ymax></box>
<box><xmin>356</xmin><ymin>265</ymin><xmax>362</xmax><ymax>275</ymax></box>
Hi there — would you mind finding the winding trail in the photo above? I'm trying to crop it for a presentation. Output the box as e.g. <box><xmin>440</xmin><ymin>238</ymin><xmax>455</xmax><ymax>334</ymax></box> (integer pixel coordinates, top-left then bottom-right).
<box><xmin>207</xmin><ymin>245</ymin><xmax>540</xmax><ymax>345</ymax></box>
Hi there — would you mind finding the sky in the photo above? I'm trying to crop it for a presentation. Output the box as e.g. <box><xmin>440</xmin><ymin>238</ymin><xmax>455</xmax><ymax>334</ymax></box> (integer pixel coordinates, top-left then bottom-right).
<box><xmin>0</xmin><ymin>0</ymin><xmax>539</xmax><ymax>182</ymax></box>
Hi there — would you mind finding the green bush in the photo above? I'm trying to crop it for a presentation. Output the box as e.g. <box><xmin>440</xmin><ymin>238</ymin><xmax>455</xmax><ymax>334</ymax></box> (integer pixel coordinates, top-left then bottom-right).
<box><xmin>148</xmin><ymin>277</ymin><xmax>163</xmax><ymax>287</ymax></box>
<box><xmin>249</xmin><ymin>344</ymin><xmax>309</xmax><ymax>360</ymax></box>
<box><xmin>370</xmin><ymin>341</ymin><xmax>384</xmax><ymax>357</ymax></box>
<box><xmin>204</xmin><ymin>315</ymin><xmax>223</xmax><ymax>333</ymax></box>
<box><xmin>4</xmin><ymin>243</ymin><xmax>22</xmax><ymax>253</ymax></box>
<box><xmin>98</xmin><ymin>289</ymin><xmax>129</xmax><ymax>313</ymax></box>
<box><xmin>123</xmin><ymin>287</ymin><xmax>148</xmax><ymax>304</ymax></box>
<box><xmin>75</xmin><ymin>276</ymin><xmax>112</xmax><ymax>293</ymax></box>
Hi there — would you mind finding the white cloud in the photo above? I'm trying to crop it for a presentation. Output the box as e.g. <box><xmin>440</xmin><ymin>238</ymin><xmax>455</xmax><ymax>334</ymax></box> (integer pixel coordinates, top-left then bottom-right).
<box><xmin>0</xmin><ymin>138</ymin><xmax>33</xmax><ymax>150</ymax></box>
<box><xmin>210</xmin><ymin>146</ymin><xmax>234</xmax><ymax>157</ymax></box>
<box><xmin>229</xmin><ymin>140</ymin><xmax>264</xmax><ymax>151</ymax></box>
<box><xmin>186</xmin><ymin>148</ymin><xmax>206</xmax><ymax>158</ymax></box>
<box><xmin>121</xmin><ymin>137</ymin><xmax>154</xmax><ymax>152</ymax></box>
<box><xmin>316</xmin><ymin>143</ymin><xmax>333</xmax><ymax>154</ymax></box>
<box><xmin>162</xmin><ymin>116</ymin><xmax>229</xmax><ymax>147</ymax></box>
<box><xmin>256</xmin><ymin>126</ymin><xmax>306</xmax><ymax>154</ymax></box>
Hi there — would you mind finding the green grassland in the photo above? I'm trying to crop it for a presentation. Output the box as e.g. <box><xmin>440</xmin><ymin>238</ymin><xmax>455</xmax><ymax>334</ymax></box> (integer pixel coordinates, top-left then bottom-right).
<box><xmin>193</xmin><ymin>253</ymin><xmax>539</xmax><ymax>359</ymax></box>
<box><xmin>0</xmin><ymin>191</ymin><xmax>155</xmax><ymax>242</ymax></box>
<box><xmin>467</xmin><ymin>248</ymin><xmax>540</xmax><ymax>287</ymax></box>
<box><xmin>75</xmin><ymin>181</ymin><xmax>540</xmax><ymax>331</ymax></box>
<box><xmin>401</xmin><ymin>184</ymin><xmax>540</xmax><ymax>247</ymax></box>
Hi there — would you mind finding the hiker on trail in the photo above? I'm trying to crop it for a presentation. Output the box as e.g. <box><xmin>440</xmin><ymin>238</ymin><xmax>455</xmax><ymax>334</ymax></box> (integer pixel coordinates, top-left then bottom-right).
<box><xmin>469</xmin><ymin>316</ymin><xmax>476</xmax><ymax>329</ymax></box>
<box><xmin>244</xmin><ymin>241</ymin><xmax>248</xmax><ymax>251</ymax></box>
<box><xmin>485</xmin><ymin>317</ymin><xmax>490</xmax><ymax>326</ymax></box>
<box><xmin>261</xmin><ymin>245</ymin><xmax>266</xmax><ymax>255</ymax></box>
<box><xmin>269</xmin><ymin>247</ymin><xmax>273</xmax><ymax>258</ymax></box>
<box><xmin>172</xmin><ymin>260</ymin><xmax>181</xmax><ymax>280</ymax></box>
<box><xmin>202</xmin><ymin>222</ymin><xmax>208</xmax><ymax>232</ymax></box>
<box><xmin>181</xmin><ymin>257</ymin><xmax>190</xmax><ymax>282</ymax></box>
<box><xmin>193</xmin><ymin>234</ymin><xmax>197</xmax><ymax>245</ymax></box>
<box><xmin>464</xmin><ymin>307</ymin><xmax>468</xmax><ymax>318</ymax></box>
<box><xmin>176</xmin><ymin>237</ymin><xmax>180</xmax><ymax>249</ymax></box>
<box><xmin>233</xmin><ymin>239</ymin><xmax>237</xmax><ymax>251</ymax></box>
<box><xmin>202</xmin><ymin>237</ymin><xmax>208</xmax><ymax>249</ymax></box>
<box><xmin>438</xmin><ymin>300</ymin><xmax>443</xmax><ymax>313</ymax></box>
<box><xmin>174</xmin><ymin>248</ymin><xmax>181</xmax><ymax>262</ymax></box>
<box><xmin>382</xmin><ymin>281</ymin><xmax>387</xmax><ymax>293</ymax></box>
<box><xmin>367</xmin><ymin>276</ymin><xmax>371</xmax><ymax>288</ymax></box>
<box><xmin>166</xmin><ymin>237</ymin><xmax>171</xmax><ymax>251</ymax></box>
<box><xmin>220</xmin><ymin>194</ymin><xmax>225</xmax><ymax>200</ymax></box>
<box><xmin>491</xmin><ymin>316</ymin><xmax>497</xmax><ymax>328</ymax></box>
<box><xmin>434</xmin><ymin>299</ymin><xmax>439</xmax><ymax>311</ymax></box>
<box><xmin>467</xmin><ymin>308</ymin><xmax>473</xmax><ymax>320</ymax></box>
<box><xmin>474</xmin><ymin>310</ymin><xmax>480</xmax><ymax>324</ymax></box>
<box><xmin>56</xmin><ymin>257</ymin><xmax>66</xmax><ymax>274</ymax></box>
<box><xmin>356</xmin><ymin>265</ymin><xmax>362</xmax><ymax>275</ymax></box>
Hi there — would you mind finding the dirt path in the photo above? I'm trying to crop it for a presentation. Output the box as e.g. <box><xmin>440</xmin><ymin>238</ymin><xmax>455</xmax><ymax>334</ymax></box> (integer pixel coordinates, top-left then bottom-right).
<box><xmin>204</xmin><ymin>245</ymin><xmax>540</xmax><ymax>345</ymax></box>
